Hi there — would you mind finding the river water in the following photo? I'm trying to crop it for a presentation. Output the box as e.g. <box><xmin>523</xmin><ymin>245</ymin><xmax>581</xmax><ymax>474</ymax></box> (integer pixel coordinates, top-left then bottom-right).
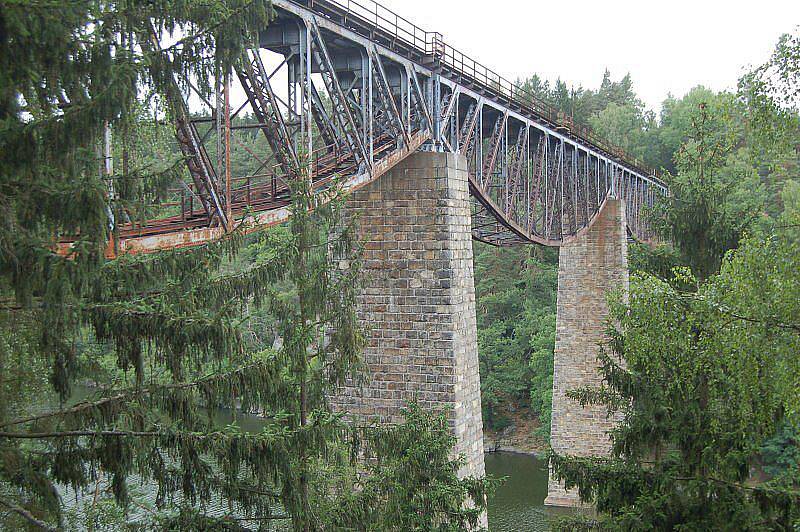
<box><xmin>59</xmin><ymin>391</ymin><xmax>556</xmax><ymax>530</ymax></box>
<box><xmin>485</xmin><ymin>451</ymin><xmax>557</xmax><ymax>531</ymax></box>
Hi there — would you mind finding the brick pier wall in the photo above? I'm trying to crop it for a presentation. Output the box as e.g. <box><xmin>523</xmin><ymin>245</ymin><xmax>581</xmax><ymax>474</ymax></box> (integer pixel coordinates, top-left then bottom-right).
<box><xmin>331</xmin><ymin>151</ymin><xmax>485</xmax><ymax>480</ymax></box>
<box><xmin>545</xmin><ymin>198</ymin><xmax>629</xmax><ymax>507</ymax></box>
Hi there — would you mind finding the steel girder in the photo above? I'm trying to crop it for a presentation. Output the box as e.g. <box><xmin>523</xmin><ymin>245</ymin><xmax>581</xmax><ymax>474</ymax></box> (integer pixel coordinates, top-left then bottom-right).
<box><xmin>115</xmin><ymin>0</ymin><xmax>667</xmax><ymax>253</ymax></box>
<box><xmin>267</xmin><ymin>0</ymin><xmax>667</xmax><ymax>245</ymax></box>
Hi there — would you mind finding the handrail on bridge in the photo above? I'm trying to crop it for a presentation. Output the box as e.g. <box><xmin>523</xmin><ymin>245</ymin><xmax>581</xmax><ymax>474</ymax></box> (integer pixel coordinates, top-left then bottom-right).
<box><xmin>303</xmin><ymin>0</ymin><xmax>662</xmax><ymax>183</ymax></box>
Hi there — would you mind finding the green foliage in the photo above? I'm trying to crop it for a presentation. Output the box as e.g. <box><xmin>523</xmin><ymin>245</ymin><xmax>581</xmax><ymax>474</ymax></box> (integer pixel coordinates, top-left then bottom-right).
<box><xmin>589</xmin><ymin>102</ymin><xmax>655</xmax><ymax>164</ymax></box>
<box><xmin>627</xmin><ymin>243</ymin><xmax>683</xmax><ymax>280</ymax></box>
<box><xmin>473</xmin><ymin>243</ymin><xmax>557</xmax><ymax>435</ymax></box>
<box><xmin>548</xmin><ymin>36</ymin><xmax>800</xmax><ymax>528</ymax></box>
<box><xmin>0</xmin><ymin>1</ymin><xmax>287</xmax><ymax>528</ymax></box>
<box><xmin>552</xmin><ymin>253</ymin><xmax>800</xmax><ymax>529</ymax></box>
<box><xmin>518</xmin><ymin>70</ymin><xmax>643</xmax><ymax>128</ymax></box>
<box><xmin>551</xmin><ymin>205</ymin><xmax>800</xmax><ymax>528</ymax></box>
<box><xmin>527</xmin><ymin>312</ymin><xmax>556</xmax><ymax>438</ymax></box>
<box><xmin>325</xmin><ymin>403</ymin><xmax>493</xmax><ymax>531</ymax></box>
<box><xmin>653</xmin><ymin>102</ymin><xmax>763</xmax><ymax>281</ymax></box>
<box><xmin>518</xmin><ymin>70</ymin><xmax>670</xmax><ymax>170</ymax></box>
<box><xmin>739</xmin><ymin>30</ymin><xmax>800</xmax><ymax>220</ymax></box>
<box><xmin>761</xmin><ymin>422</ymin><xmax>800</xmax><ymax>478</ymax></box>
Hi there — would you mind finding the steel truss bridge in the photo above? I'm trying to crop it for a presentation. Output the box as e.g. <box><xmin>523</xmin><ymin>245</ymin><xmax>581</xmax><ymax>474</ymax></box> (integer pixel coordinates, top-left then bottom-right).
<box><xmin>111</xmin><ymin>0</ymin><xmax>668</xmax><ymax>254</ymax></box>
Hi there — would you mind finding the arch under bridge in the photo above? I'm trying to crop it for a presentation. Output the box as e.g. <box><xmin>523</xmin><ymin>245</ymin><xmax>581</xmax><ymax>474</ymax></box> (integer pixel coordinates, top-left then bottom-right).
<box><xmin>106</xmin><ymin>0</ymin><xmax>669</xmax><ymax>509</ymax></box>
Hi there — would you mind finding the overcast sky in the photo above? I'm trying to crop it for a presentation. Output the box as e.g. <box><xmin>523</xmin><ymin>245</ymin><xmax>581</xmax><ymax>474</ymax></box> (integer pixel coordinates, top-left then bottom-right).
<box><xmin>377</xmin><ymin>0</ymin><xmax>799</xmax><ymax>113</ymax></box>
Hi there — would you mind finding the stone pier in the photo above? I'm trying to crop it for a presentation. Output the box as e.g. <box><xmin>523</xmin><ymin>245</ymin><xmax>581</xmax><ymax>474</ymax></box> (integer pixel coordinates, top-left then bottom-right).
<box><xmin>331</xmin><ymin>151</ymin><xmax>485</xmax><ymax>479</ymax></box>
<box><xmin>544</xmin><ymin>198</ymin><xmax>629</xmax><ymax>507</ymax></box>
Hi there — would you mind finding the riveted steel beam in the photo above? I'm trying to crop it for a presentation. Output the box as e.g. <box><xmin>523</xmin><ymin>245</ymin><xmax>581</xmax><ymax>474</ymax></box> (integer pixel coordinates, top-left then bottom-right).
<box><xmin>482</xmin><ymin>111</ymin><xmax>508</xmax><ymax>188</ymax></box>
<box><xmin>406</xmin><ymin>64</ymin><xmax>433</xmax><ymax>136</ymax></box>
<box><xmin>369</xmin><ymin>47</ymin><xmax>411</xmax><ymax>147</ymax></box>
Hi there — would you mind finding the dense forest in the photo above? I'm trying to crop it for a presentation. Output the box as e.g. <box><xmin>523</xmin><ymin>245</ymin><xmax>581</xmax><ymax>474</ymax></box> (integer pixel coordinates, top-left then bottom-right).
<box><xmin>477</xmin><ymin>53</ymin><xmax>798</xmax><ymax>434</ymax></box>
<box><xmin>0</xmin><ymin>0</ymin><xmax>798</xmax><ymax>529</ymax></box>
<box><xmin>478</xmin><ymin>31</ymin><xmax>800</xmax><ymax>530</ymax></box>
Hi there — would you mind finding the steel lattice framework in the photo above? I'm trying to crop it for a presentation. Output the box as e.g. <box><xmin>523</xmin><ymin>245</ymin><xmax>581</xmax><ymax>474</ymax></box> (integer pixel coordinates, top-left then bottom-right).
<box><xmin>110</xmin><ymin>0</ymin><xmax>667</xmax><ymax>254</ymax></box>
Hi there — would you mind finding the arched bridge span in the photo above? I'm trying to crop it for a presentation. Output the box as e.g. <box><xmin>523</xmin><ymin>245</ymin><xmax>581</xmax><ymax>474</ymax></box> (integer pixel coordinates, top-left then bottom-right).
<box><xmin>106</xmin><ymin>0</ymin><xmax>667</xmax><ymax>254</ymax></box>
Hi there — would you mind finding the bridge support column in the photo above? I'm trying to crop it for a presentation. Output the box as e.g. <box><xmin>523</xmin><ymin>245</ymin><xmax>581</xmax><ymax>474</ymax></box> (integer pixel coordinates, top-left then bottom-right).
<box><xmin>545</xmin><ymin>198</ymin><xmax>629</xmax><ymax>507</ymax></box>
<box><xmin>332</xmin><ymin>152</ymin><xmax>485</xmax><ymax>480</ymax></box>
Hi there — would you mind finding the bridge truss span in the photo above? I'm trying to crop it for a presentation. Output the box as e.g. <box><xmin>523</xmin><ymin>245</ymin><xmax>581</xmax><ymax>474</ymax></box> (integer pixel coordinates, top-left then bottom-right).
<box><xmin>107</xmin><ymin>0</ymin><xmax>667</xmax><ymax>254</ymax></box>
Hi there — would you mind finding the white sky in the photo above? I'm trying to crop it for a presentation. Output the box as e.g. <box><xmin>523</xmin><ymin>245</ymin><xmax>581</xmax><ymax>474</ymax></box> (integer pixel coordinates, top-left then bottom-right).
<box><xmin>378</xmin><ymin>0</ymin><xmax>800</xmax><ymax>113</ymax></box>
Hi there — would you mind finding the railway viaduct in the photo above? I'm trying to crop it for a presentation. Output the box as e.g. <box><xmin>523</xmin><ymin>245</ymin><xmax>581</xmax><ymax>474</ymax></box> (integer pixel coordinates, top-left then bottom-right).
<box><xmin>102</xmin><ymin>0</ymin><xmax>667</xmax><ymax>506</ymax></box>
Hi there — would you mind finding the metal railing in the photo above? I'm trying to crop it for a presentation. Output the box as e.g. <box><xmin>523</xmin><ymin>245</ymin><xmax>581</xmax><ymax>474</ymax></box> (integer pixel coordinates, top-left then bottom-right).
<box><xmin>316</xmin><ymin>0</ymin><xmax>430</xmax><ymax>50</ymax></box>
<box><xmin>304</xmin><ymin>0</ymin><xmax>661</xmax><ymax>180</ymax></box>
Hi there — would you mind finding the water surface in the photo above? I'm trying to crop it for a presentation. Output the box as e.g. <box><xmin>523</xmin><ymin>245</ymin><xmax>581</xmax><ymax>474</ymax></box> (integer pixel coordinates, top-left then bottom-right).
<box><xmin>61</xmin><ymin>390</ymin><xmax>559</xmax><ymax>530</ymax></box>
<box><xmin>485</xmin><ymin>451</ymin><xmax>552</xmax><ymax>531</ymax></box>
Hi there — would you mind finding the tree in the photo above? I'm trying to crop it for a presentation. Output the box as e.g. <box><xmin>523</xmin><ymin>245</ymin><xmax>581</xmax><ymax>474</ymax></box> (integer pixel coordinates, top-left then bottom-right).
<box><xmin>588</xmin><ymin>102</ymin><xmax>660</xmax><ymax>168</ymax></box>
<box><xmin>653</xmin><ymin>102</ymin><xmax>762</xmax><ymax>281</ymax></box>
<box><xmin>527</xmin><ymin>311</ymin><xmax>556</xmax><ymax>438</ymax></box>
<box><xmin>473</xmin><ymin>243</ymin><xmax>557</xmax><ymax>437</ymax></box>
<box><xmin>1</xmin><ymin>1</ymin><xmax>276</xmax><ymax>527</ymax></box>
<box><xmin>739</xmin><ymin>29</ymin><xmax>800</xmax><ymax>218</ymax></box>
<box><xmin>549</xmin><ymin>35</ymin><xmax>800</xmax><ymax>528</ymax></box>
<box><xmin>0</xmin><ymin>2</ymin><xmax>490</xmax><ymax>530</ymax></box>
<box><xmin>324</xmin><ymin>403</ymin><xmax>492</xmax><ymax>531</ymax></box>
<box><xmin>551</xmin><ymin>233</ymin><xmax>800</xmax><ymax>529</ymax></box>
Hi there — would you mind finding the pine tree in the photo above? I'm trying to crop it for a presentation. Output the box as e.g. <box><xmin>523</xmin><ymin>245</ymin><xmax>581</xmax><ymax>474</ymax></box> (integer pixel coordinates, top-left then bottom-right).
<box><xmin>0</xmin><ymin>0</ymin><xmax>363</xmax><ymax>527</ymax></box>
<box><xmin>0</xmin><ymin>2</ymin><xmax>493</xmax><ymax>529</ymax></box>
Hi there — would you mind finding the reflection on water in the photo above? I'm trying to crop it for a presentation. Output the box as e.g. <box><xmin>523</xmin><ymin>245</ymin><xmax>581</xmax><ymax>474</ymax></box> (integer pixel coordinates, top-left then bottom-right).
<box><xmin>485</xmin><ymin>451</ymin><xmax>552</xmax><ymax>531</ymax></box>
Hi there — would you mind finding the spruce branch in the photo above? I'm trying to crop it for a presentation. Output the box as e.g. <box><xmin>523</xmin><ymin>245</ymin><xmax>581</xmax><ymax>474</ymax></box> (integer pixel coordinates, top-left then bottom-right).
<box><xmin>0</xmin><ymin>497</ymin><xmax>57</xmax><ymax>531</ymax></box>
<box><xmin>0</xmin><ymin>430</ymin><xmax>160</xmax><ymax>439</ymax></box>
<box><xmin>0</xmin><ymin>357</ymin><xmax>278</xmax><ymax>429</ymax></box>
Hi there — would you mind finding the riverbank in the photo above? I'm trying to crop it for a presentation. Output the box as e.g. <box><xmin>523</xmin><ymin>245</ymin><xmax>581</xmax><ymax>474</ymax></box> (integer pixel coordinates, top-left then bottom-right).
<box><xmin>484</xmin><ymin>413</ymin><xmax>549</xmax><ymax>457</ymax></box>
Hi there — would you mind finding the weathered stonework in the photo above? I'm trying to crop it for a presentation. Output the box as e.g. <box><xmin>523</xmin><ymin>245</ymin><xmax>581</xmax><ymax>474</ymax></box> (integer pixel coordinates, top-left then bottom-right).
<box><xmin>545</xmin><ymin>198</ymin><xmax>629</xmax><ymax>507</ymax></box>
<box><xmin>331</xmin><ymin>151</ymin><xmax>485</xmax><ymax>480</ymax></box>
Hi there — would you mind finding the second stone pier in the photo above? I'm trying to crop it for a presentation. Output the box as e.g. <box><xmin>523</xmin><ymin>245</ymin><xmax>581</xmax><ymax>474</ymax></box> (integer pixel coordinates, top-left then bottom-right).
<box><xmin>545</xmin><ymin>198</ymin><xmax>629</xmax><ymax>507</ymax></box>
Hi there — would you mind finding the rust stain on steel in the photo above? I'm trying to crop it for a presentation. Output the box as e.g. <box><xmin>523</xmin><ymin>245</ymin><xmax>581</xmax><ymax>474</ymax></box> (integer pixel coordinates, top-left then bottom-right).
<box><xmin>110</xmin><ymin>133</ymin><xmax>431</xmax><ymax>255</ymax></box>
<box><xmin>120</xmin><ymin>227</ymin><xmax>226</xmax><ymax>255</ymax></box>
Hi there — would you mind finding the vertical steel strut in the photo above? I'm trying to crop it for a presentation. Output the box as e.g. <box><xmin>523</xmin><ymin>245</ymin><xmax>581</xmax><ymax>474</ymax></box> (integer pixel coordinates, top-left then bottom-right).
<box><xmin>482</xmin><ymin>111</ymin><xmax>508</xmax><ymax>187</ymax></box>
<box><xmin>142</xmin><ymin>28</ymin><xmax>229</xmax><ymax>230</ymax></box>
<box><xmin>369</xmin><ymin>47</ymin><xmax>411</xmax><ymax>147</ymax></box>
